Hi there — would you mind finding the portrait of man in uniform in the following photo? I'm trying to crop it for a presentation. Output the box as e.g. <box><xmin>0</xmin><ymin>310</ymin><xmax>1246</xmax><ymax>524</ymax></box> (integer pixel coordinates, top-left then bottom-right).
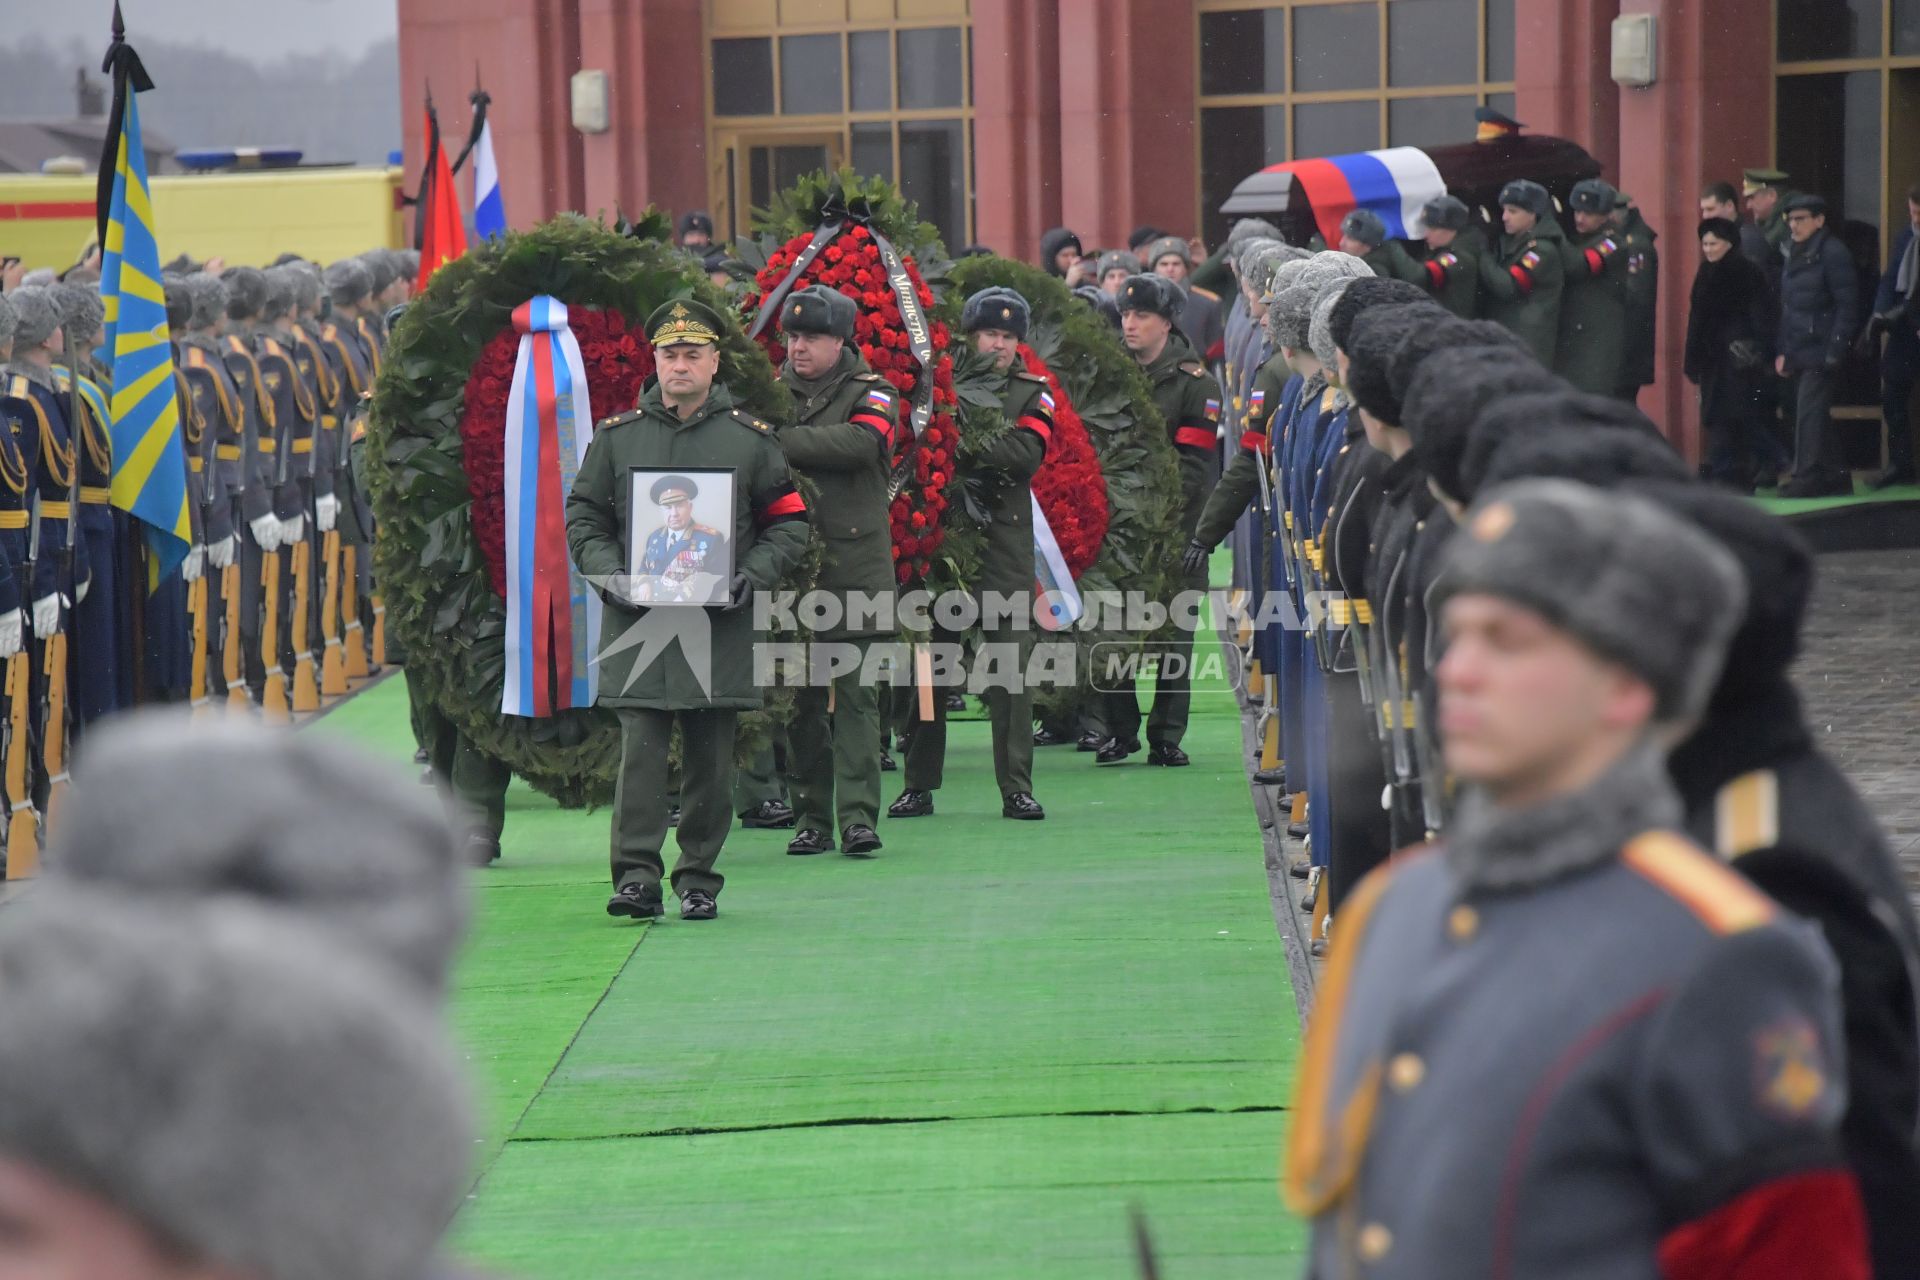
<box><xmin>627</xmin><ymin>469</ymin><xmax>733</xmax><ymax>605</ymax></box>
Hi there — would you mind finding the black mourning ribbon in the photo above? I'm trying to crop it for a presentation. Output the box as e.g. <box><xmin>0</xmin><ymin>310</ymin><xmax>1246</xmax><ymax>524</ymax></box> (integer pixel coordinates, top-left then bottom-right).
<box><xmin>95</xmin><ymin>1</ymin><xmax>154</xmax><ymax>255</ymax></box>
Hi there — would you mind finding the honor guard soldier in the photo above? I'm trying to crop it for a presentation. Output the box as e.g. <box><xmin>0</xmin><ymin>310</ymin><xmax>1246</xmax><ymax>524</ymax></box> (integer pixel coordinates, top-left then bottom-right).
<box><xmin>1647</xmin><ymin>482</ymin><xmax>1920</xmax><ymax>1278</ymax></box>
<box><xmin>219</xmin><ymin>268</ymin><xmax>286</xmax><ymax>705</ymax></box>
<box><xmin>177</xmin><ymin>274</ymin><xmax>254</xmax><ymax>702</ymax></box>
<box><xmin>1411</xmin><ymin>195</ymin><xmax>1482</xmax><ymax>319</ymax></box>
<box><xmin>1556</xmin><ymin>179</ymin><xmax>1633</xmax><ymax>395</ymax></box>
<box><xmin>1098</xmin><ymin>273</ymin><xmax>1222</xmax><ymax>767</ymax></box>
<box><xmin>1478</xmin><ymin>179</ymin><xmax>1566</xmax><ymax>367</ymax></box>
<box><xmin>892</xmin><ymin>287</ymin><xmax>1051</xmax><ymax>822</ymax></box>
<box><xmin>770</xmin><ymin>285</ymin><xmax>895</xmax><ymax>855</ymax></box>
<box><xmin>0</xmin><ymin>296</ymin><xmax>29</xmax><ymax>767</ymax></box>
<box><xmin>568</xmin><ymin>299</ymin><xmax>811</xmax><ymax>923</ymax></box>
<box><xmin>322</xmin><ymin>259</ymin><xmax>379</xmax><ymax>672</ymax></box>
<box><xmin>1287</xmin><ymin>478</ymin><xmax>1872</xmax><ymax>1279</ymax></box>
<box><xmin>1612</xmin><ymin>192</ymin><xmax>1660</xmax><ymax>403</ymax></box>
<box><xmin>49</xmin><ymin>282</ymin><xmax>125</xmax><ymax>725</ymax></box>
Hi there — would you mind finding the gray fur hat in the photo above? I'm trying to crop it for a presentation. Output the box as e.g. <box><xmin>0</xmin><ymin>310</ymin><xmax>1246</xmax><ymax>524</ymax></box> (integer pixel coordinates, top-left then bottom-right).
<box><xmin>1116</xmin><ymin>272</ymin><xmax>1184</xmax><ymax>321</ymax></box>
<box><xmin>1233</xmin><ymin>236</ymin><xmax>1281</xmax><ymax>278</ymax></box>
<box><xmin>1242</xmin><ymin>242</ymin><xmax>1302</xmax><ymax>298</ymax></box>
<box><xmin>260</xmin><ymin>265</ymin><xmax>298</xmax><ymax>322</ymax></box>
<box><xmin>1435</xmin><ymin>478</ymin><xmax>1747</xmax><ymax>722</ymax></box>
<box><xmin>1226</xmin><ymin>217</ymin><xmax>1283</xmax><ymax>250</ymax></box>
<box><xmin>0</xmin><ymin>291</ymin><xmax>14</xmax><ymax>345</ymax></box>
<box><xmin>182</xmin><ymin>272</ymin><xmax>229</xmax><ymax>332</ymax></box>
<box><xmin>50</xmin><ymin>281</ymin><xmax>104</xmax><ymax>339</ymax></box>
<box><xmin>285</xmin><ymin>260</ymin><xmax>325</xmax><ymax>314</ymax></box>
<box><xmin>48</xmin><ymin>713</ymin><xmax>470</xmax><ymax>997</ymax></box>
<box><xmin>394</xmin><ymin>248</ymin><xmax>421</xmax><ymax>282</ymax></box>
<box><xmin>1421</xmin><ymin>195</ymin><xmax>1472</xmax><ymax>232</ymax></box>
<box><xmin>325</xmin><ymin>257</ymin><xmax>374</xmax><ymax>308</ymax></box>
<box><xmin>1498</xmin><ymin>178</ymin><xmax>1553</xmax><ymax>219</ymax></box>
<box><xmin>223</xmin><ymin>265</ymin><xmax>270</xmax><ymax>323</ymax></box>
<box><xmin>162</xmin><ymin>274</ymin><xmax>193</xmax><ymax>332</ymax></box>
<box><xmin>1308</xmin><ymin>278</ymin><xmax>1356</xmax><ymax>370</ymax></box>
<box><xmin>1144</xmin><ymin>235</ymin><xmax>1193</xmax><ymax>270</ymax></box>
<box><xmin>781</xmin><ymin>284</ymin><xmax>858</xmax><ymax>340</ymax></box>
<box><xmin>359</xmin><ymin>248</ymin><xmax>399</xmax><ymax>296</ymax></box>
<box><xmin>0</xmin><ymin>895</ymin><xmax>471</xmax><ymax>1280</ymax></box>
<box><xmin>961</xmin><ymin>286</ymin><xmax>1031</xmax><ymax>339</ymax></box>
<box><xmin>1268</xmin><ymin>282</ymin><xmax>1319</xmax><ymax>351</ymax></box>
<box><xmin>1339</xmin><ymin>208</ymin><xmax>1388</xmax><ymax>248</ymax></box>
<box><xmin>1095</xmin><ymin>250</ymin><xmax>1141</xmax><ymax>280</ymax></box>
<box><xmin>19</xmin><ymin>267</ymin><xmax>55</xmax><ymax>289</ymax></box>
<box><xmin>7</xmin><ymin>286</ymin><xmax>60</xmax><ymax>350</ymax></box>
<box><xmin>1298</xmin><ymin>250</ymin><xmax>1374</xmax><ymax>296</ymax></box>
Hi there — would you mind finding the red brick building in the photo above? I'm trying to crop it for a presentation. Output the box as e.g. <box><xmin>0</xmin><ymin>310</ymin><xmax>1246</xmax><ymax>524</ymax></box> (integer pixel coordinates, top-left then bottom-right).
<box><xmin>398</xmin><ymin>0</ymin><xmax>1914</xmax><ymax>461</ymax></box>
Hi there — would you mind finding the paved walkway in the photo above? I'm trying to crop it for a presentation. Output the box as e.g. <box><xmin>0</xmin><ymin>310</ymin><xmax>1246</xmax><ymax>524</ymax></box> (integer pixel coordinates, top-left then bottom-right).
<box><xmin>317</xmin><ymin>637</ymin><xmax>1305</xmax><ymax>1278</ymax></box>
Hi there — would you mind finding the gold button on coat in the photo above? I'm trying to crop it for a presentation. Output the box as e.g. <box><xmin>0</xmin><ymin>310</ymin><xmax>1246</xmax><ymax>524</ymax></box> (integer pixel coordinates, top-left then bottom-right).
<box><xmin>1388</xmin><ymin>1053</ymin><xmax>1425</xmax><ymax>1091</ymax></box>
<box><xmin>1447</xmin><ymin>904</ymin><xmax>1479</xmax><ymax>940</ymax></box>
<box><xmin>1358</xmin><ymin>1223</ymin><xmax>1393</xmax><ymax>1261</ymax></box>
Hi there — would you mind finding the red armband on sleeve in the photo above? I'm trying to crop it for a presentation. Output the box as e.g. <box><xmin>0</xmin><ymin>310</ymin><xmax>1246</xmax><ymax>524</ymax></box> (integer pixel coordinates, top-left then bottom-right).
<box><xmin>1656</xmin><ymin>1169</ymin><xmax>1868</xmax><ymax>1280</ymax></box>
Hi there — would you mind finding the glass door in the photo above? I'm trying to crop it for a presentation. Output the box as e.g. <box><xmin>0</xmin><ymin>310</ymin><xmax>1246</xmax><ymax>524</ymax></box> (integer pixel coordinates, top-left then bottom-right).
<box><xmin>714</xmin><ymin>130</ymin><xmax>844</xmax><ymax>244</ymax></box>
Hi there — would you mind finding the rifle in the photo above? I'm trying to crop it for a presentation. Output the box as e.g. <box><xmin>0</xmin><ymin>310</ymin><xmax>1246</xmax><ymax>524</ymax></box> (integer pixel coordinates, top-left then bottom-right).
<box><xmin>188</xmin><ymin>571</ymin><xmax>209</xmax><ymax>717</ymax></box>
<box><xmin>223</xmin><ymin>553</ymin><xmax>244</xmax><ymax>708</ymax></box>
<box><xmin>289</xmin><ymin>340</ymin><xmax>320</xmax><ymax>711</ymax></box>
<box><xmin>6</xmin><ymin>489</ymin><xmax>42</xmax><ymax>876</ymax></box>
<box><xmin>44</xmin><ymin>349</ymin><xmax>85</xmax><ymax>836</ymax></box>
<box><xmin>258</xmin><ymin>336</ymin><xmax>290</xmax><ymax>722</ymax></box>
<box><xmin>341</xmin><ymin>543</ymin><xmax>367</xmax><ymax>680</ymax></box>
<box><xmin>320</xmin><ymin>529</ymin><xmax>346</xmax><ymax>696</ymax></box>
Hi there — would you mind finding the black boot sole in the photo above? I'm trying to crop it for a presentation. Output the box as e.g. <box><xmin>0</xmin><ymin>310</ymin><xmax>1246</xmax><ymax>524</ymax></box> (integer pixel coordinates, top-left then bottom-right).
<box><xmin>1002</xmin><ymin>807</ymin><xmax>1046</xmax><ymax>820</ymax></box>
<box><xmin>607</xmin><ymin>896</ymin><xmax>665</xmax><ymax>920</ymax></box>
<box><xmin>741</xmin><ymin>815</ymin><xmax>798</xmax><ymax>829</ymax></box>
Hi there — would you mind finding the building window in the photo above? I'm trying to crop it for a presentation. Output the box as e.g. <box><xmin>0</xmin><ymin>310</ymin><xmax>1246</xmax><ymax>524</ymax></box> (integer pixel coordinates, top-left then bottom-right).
<box><xmin>1777</xmin><ymin>0</ymin><xmax>1883</xmax><ymax>62</ymax></box>
<box><xmin>707</xmin><ymin>1</ymin><xmax>974</xmax><ymax>250</ymax></box>
<box><xmin>1195</xmin><ymin>0</ymin><xmax>1517</xmax><ymax>246</ymax></box>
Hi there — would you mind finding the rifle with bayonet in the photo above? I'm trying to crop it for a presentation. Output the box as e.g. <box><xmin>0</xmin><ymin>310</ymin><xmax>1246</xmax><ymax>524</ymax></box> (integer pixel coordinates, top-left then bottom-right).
<box><xmin>6</xmin><ymin>481</ymin><xmax>41</xmax><ymax>874</ymax></box>
<box><xmin>44</xmin><ymin>348</ymin><xmax>82</xmax><ymax>832</ymax></box>
<box><xmin>258</xmin><ymin>333</ymin><xmax>290</xmax><ymax>722</ymax></box>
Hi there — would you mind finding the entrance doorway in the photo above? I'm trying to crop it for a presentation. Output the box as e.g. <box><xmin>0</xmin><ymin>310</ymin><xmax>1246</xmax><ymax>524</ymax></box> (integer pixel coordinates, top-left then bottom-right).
<box><xmin>714</xmin><ymin>130</ymin><xmax>843</xmax><ymax>243</ymax></box>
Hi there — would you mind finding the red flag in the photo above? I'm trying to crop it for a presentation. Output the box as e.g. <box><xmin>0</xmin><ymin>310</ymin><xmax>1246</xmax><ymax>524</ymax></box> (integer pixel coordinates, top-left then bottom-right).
<box><xmin>415</xmin><ymin>102</ymin><xmax>467</xmax><ymax>291</ymax></box>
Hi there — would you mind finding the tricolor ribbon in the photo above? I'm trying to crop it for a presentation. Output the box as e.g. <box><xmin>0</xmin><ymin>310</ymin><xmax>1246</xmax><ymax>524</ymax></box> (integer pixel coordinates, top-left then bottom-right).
<box><xmin>502</xmin><ymin>295</ymin><xmax>601</xmax><ymax>716</ymax></box>
<box><xmin>1030</xmin><ymin>493</ymin><xmax>1083</xmax><ymax>632</ymax></box>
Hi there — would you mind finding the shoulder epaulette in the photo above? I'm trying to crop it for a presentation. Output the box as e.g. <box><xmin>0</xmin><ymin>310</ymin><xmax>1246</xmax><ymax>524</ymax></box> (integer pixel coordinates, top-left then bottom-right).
<box><xmin>1192</xmin><ymin>286</ymin><xmax>1219</xmax><ymax>302</ymax></box>
<box><xmin>1713</xmin><ymin>770</ymin><xmax>1781</xmax><ymax>860</ymax></box>
<box><xmin>597</xmin><ymin>409</ymin><xmax>643</xmax><ymax>430</ymax></box>
<box><xmin>1621</xmin><ymin>831</ymin><xmax>1776</xmax><ymax>935</ymax></box>
<box><xmin>852</xmin><ymin>371</ymin><xmax>884</xmax><ymax>383</ymax></box>
<box><xmin>728</xmin><ymin>408</ymin><xmax>774</xmax><ymax>434</ymax></box>
<box><xmin>1012</xmin><ymin>369</ymin><xmax>1050</xmax><ymax>385</ymax></box>
<box><xmin>1179</xmin><ymin>359</ymin><xmax>1206</xmax><ymax>377</ymax></box>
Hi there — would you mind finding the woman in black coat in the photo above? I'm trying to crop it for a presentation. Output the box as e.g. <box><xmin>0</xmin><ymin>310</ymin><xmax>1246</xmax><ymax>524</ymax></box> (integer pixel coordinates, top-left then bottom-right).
<box><xmin>1686</xmin><ymin>217</ymin><xmax>1789</xmax><ymax>491</ymax></box>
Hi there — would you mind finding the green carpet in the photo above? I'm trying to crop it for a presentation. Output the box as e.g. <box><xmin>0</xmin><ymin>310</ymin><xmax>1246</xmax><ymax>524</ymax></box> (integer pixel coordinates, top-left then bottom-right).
<box><xmin>325</xmin><ymin>607</ymin><xmax>1304</xmax><ymax>1277</ymax></box>
<box><xmin>1754</xmin><ymin>480</ymin><xmax>1920</xmax><ymax>516</ymax></box>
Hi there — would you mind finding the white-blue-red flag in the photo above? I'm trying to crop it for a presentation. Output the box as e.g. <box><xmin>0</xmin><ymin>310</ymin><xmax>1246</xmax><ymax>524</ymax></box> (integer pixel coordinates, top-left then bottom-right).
<box><xmin>501</xmin><ymin>296</ymin><xmax>599</xmax><ymax>716</ymax></box>
<box><xmin>1249</xmin><ymin>147</ymin><xmax>1446</xmax><ymax>248</ymax></box>
<box><xmin>472</xmin><ymin>117</ymin><xmax>505</xmax><ymax>239</ymax></box>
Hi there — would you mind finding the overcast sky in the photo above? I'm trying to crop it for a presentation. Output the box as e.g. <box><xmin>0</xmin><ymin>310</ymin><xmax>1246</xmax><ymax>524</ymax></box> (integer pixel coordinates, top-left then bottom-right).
<box><xmin>3</xmin><ymin>0</ymin><xmax>398</xmax><ymax>63</ymax></box>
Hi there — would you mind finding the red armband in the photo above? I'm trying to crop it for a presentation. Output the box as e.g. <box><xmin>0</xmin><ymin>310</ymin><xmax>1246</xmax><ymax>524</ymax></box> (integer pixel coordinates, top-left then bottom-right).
<box><xmin>1656</xmin><ymin>1169</ymin><xmax>1868</xmax><ymax>1280</ymax></box>
<box><xmin>1239</xmin><ymin>429</ymin><xmax>1269</xmax><ymax>455</ymax></box>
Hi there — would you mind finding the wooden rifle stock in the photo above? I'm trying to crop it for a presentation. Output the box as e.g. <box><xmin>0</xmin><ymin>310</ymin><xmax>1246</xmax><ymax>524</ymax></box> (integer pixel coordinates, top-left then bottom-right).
<box><xmin>260</xmin><ymin>546</ymin><xmax>288</xmax><ymax>721</ymax></box>
<box><xmin>188</xmin><ymin>571</ymin><xmax>210</xmax><ymax>719</ymax></box>
<box><xmin>341</xmin><ymin>544</ymin><xmax>368</xmax><ymax>679</ymax></box>
<box><xmin>370</xmin><ymin>593</ymin><xmax>386</xmax><ymax>667</ymax></box>
<box><xmin>223</xmin><ymin>559</ymin><xmax>246</xmax><ymax>709</ymax></box>
<box><xmin>4</xmin><ymin>651</ymin><xmax>36</xmax><ymax>877</ymax></box>
<box><xmin>290</xmin><ymin>538</ymin><xmax>318</xmax><ymax>712</ymax></box>
<box><xmin>319</xmin><ymin>530</ymin><xmax>346</xmax><ymax>696</ymax></box>
<box><xmin>41</xmin><ymin>629</ymin><xmax>67</xmax><ymax>837</ymax></box>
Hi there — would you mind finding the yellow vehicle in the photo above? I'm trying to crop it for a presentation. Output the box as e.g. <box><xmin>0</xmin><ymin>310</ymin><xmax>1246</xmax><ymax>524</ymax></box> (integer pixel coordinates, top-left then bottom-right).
<box><xmin>0</xmin><ymin>165</ymin><xmax>405</xmax><ymax>272</ymax></box>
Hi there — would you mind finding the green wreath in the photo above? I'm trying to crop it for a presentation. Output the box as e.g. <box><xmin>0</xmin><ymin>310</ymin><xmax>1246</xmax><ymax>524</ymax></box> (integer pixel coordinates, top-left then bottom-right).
<box><xmin>366</xmin><ymin>214</ymin><xmax>792</xmax><ymax>807</ymax></box>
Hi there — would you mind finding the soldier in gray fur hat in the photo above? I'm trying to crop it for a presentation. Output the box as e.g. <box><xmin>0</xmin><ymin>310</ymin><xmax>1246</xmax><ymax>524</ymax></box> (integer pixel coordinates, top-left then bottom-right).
<box><xmin>4</xmin><ymin>285</ymin><xmax>93</xmax><ymax>645</ymax></box>
<box><xmin>1289</xmin><ymin>477</ymin><xmax>1871</xmax><ymax>1279</ymax></box>
<box><xmin>1094</xmin><ymin>250</ymin><xmax>1141</xmax><ymax>296</ymax></box>
<box><xmin>0</xmin><ymin>895</ymin><xmax>472</xmax><ymax>1280</ymax></box>
<box><xmin>0</xmin><ymin>291</ymin><xmax>15</xmax><ymax>357</ymax></box>
<box><xmin>325</xmin><ymin>256</ymin><xmax>375</xmax><ymax>313</ymax></box>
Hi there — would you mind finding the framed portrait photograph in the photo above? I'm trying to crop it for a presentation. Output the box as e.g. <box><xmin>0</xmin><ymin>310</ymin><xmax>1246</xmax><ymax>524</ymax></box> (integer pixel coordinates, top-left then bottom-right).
<box><xmin>625</xmin><ymin>467</ymin><xmax>737</xmax><ymax>606</ymax></box>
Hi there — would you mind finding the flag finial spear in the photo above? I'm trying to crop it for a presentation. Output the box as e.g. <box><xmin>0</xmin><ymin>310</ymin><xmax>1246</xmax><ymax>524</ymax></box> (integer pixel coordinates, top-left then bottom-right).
<box><xmin>111</xmin><ymin>1</ymin><xmax>125</xmax><ymax>42</ymax></box>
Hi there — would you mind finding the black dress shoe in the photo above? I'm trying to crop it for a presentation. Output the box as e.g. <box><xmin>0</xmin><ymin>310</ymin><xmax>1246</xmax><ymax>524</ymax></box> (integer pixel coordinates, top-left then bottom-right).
<box><xmin>681</xmin><ymin>890</ymin><xmax>718</xmax><ymax>921</ymax></box>
<box><xmin>667</xmin><ymin>805</ymin><xmax>681</xmax><ymax>828</ymax></box>
<box><xmin>1146</xmin><ymin>742</ymin><xmax>1190</xmax><ymax>767</ymax></box>
<box><xmin>1033</xmin><ymin>727</ymin><xmax>1071</xmax><ymax>746</ymax></box>
<box><xmin>1095</xmin><ymin>735</ymin><xmax>1140</xmax><ymax>764</ymax></box>
<box><xmin>787</xmin><ymin>828</ymin><xmax>833</xmax><ymax>856</ymax></box>
<box><xmin>1287</xmin><ymin>852</ymin><xmax>1311</xmax><ymax>879</ymax></box>
<box><xmin>888</xmin><ymin>789</ymin><xmax>935</xmax><ymax>818</ymax></box>
<box><xmin>606</xmin><ymin>883</ymin><xmax>664</xmax><ymax>920</ymax></box>
<box><xmin>842</xmin><ymin>824</ymin><xmax>884</xmax><ymax>857</ymax></box>
<box><xmin>1252</xmin><ymin>766</ymin><xmax>1287</xmax><ymax>787</ymax></box>
<box><xmin>740</xmin><ymin>799</ymin><xmax>797</xmax><ymax>829</ymax></box>
<box><xmin>1076</xmin><ymin>731</ymin><xmax>1105</xmax><ymax>753</ymax></box>
<box><xmin>879</xmin><ymin>746</ymin><xmax>897</xmax><ymax>772</ymax></box>
<box><xmin>413</xmin><ymin>746</ymin><xmax>429</xmax><ymax>766</ymax></box>
<box><xmin>1870</xmin><ymin>467</ymin><xmax>1916</xmax><ymax>491</ymax></box>
<box><xmin>1286</xmin><ymin>820</ymin><xmax>1309</xmax><ymax>839</ymax></box>
<box><xmin>466</xmin><ymin>833</ymin><xmax>502</xmax><ymax>866</ymax></box>
<box><xmin>1780</xmin><ymin>472</ymin><xmax>1854</xmax><ymax>498</ymax></box>
<box><xmin>945</xmin><ymin>691</ymin><xmax>967</xmax><ymax>712</ymax></box>
<box><xmin>1002</xmin><ymin>791</ymin><xmax>1046</xmax><ymax>820</ymax></box>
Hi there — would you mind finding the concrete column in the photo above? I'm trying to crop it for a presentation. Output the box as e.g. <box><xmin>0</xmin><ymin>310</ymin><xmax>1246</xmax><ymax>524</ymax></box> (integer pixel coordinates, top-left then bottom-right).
<box><xmin>1056</xmin><ymin>0</ymin><xmax>1198</xmax><ymax>251</ymax></box>
<box><xmin>1614</xmin><ymin>0</ymin><xmax>1772</xmax><ymax>460</ymax></box>
<box><xmin>575</xmin><ymin>0</ymin><xmax>707</xmax><ymax>228</ymax></box>
<box><xmin>1513</xmin><ymin>0</ymin><xmax>1621</xmax><ymax>178</ymax></box>
<box><xmin>972</xmin><ymin>0</ymin><xmax>1062</xmax><ymax>263</ymax></box>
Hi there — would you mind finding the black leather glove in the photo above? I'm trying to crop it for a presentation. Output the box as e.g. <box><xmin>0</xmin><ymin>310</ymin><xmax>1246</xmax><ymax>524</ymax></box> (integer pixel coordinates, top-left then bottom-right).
<box><xmin>721</xmin><ymin>572</ymin><xmax>752</xmax><ymax>612</ymax></box>
<box><xmin>1181</xmin><ymin>539</ymin><xmax>1210</xmax><ymax>576</ymax></box>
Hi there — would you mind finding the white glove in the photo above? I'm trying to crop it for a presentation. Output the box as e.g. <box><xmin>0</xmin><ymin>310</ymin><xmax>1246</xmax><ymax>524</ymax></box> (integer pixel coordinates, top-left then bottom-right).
<box><xmin>0</xmin><ymin>610</ymin><xmax>22</xmax><ymax>660</ymax></box>
<box><xmin>281</xmin><ymin>514</ymin><xmax>305</xmax><ymax>545</ymax></box>
<box><xmin>208</xmin><ymin>535</ymin><xmax>235</xmax><ymax>569</ymax></box>
<box><xmin>75</xmin><ymin>575</ymin><xmax>89</xmax><ymax>604</ymax></box>
<box><xmin>250</xmin><ymin>513</ymin><xmax>283</xmax><ymax>554</ymax></box>
<box><xmin>31</xmin><ymin>594</ymin><xmax>61</xmax><ymax>640</ymax></box>
<box><xmin>182</xmin><ymin>544</ymin><xmax>204</xmax><ymax>583</ymax></box>
<box><xmin>315</xmin><ymin>493</ymin><xmax>339</xmax><ymax>533</ymax></box>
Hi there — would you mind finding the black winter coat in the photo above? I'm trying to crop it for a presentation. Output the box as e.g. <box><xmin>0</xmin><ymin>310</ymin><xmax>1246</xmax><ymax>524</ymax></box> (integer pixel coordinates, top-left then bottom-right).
<box><xmin>1777</xmin><ymin>228</ymin><xmax>1859</xmax><ymax>372</ymax></box>
<box><xmin>1685</xmin><ymin>251</ymin><xmax>1775</xmax><ymax>427</ymax></box>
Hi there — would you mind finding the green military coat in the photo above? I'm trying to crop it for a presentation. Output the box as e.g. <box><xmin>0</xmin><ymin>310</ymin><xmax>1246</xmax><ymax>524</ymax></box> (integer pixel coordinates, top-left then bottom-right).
<box><xmin>1194</xmin><ymin>347</ymin><xmax>1289</xmax><ymax>549</ymax></box>
<box><xmin>965</xmin><ymin>369</ymin><xmax>1051</xmax><ymax>598</ymax></box>
<box><xmin>1416</xmin><ymin>227</ymin><xmax>1485</xmax><ymax>319</ymax></box>
<box><xmin>1143</xmin><ymin>332</ymin><xmax>1224</xmax><ymax>560</ymax></box>
<box><xmin>566</xmin><ymin>381</ymin><xmax>810</xmax><ymax>710</ymax></box>
<box><xmin>1556</xmin><ymin>226</ymin><xmax>1632</xmax><ymax>394</ymax></box>
<box><xmin>777</xmin><ymin>348</ymin><xmax>898</xmax><ymax>640</ymax></box>
<box><xmin>1477</xmin><ymin>216</ymin><xmax>1567</xmax><ymax>367</ymax></box>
